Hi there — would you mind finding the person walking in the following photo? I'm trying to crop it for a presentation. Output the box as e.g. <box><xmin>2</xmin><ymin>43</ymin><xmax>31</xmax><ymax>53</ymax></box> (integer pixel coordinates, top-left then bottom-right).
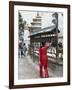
<box><xmin>39</xmin><ymin>42</ymin><xmax>51</xmax><ymax>78</ymax></box>
<box><xmin>23</xmin><ymin>43</ymin><xmax>27</xmax><ymax>56</ymax></box>
<box><xmin>18</xmin><ymin>42</ymin><xmax>22</xmax><ymax>58</ymax></box>
<box><xmin>19</xmin><ymin>42</ymin><xmax>24</xmax><ymax>58</ymax></box>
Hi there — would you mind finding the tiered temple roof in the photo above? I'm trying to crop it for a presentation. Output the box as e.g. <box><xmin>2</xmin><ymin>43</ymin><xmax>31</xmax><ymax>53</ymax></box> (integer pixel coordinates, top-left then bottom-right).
<box><xmin>30</xmin><ymin>12</ymin><xmax>42</xmax><ymax>32</ymax></box>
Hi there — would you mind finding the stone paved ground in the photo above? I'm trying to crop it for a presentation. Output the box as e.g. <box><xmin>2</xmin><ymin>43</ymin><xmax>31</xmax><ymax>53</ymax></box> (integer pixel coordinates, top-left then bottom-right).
<box><xmin>18</xmin><ymin>55</ymin><xmax>63</xmax><ymax>80</ymax></box>
<box><xmin>18</xmin><ymin>56</ymin><xmax>39</xmax><ymax>79</ymax></box>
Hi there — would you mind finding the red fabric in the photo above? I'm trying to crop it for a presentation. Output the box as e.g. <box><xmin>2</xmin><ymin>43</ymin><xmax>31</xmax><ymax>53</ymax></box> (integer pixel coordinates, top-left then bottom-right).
<box><xmin>39</xmin><ymin>46</ymin><xmax>48</xmax><ymax>66</ymax></box>
<box><xmin>39</xmin><ymin>46</ymin><xmax>49</xmax><ymax>78</ymax></box>
<box><xmin>40</xmin><ymin>63</ymin><xmax>48</xmax><ymax>78</ymax></box>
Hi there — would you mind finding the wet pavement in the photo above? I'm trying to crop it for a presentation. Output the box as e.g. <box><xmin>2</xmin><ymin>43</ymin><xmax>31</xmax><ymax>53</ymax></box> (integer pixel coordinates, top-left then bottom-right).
<box><xmin>18</xmin><ymin>55</ymin><xmax>63</xmax><ymax>80</ymax></box>
<box><xmin>18</xmin><ymin>56</ymin><xmax>39</xmax><ymax>79</ymax></box>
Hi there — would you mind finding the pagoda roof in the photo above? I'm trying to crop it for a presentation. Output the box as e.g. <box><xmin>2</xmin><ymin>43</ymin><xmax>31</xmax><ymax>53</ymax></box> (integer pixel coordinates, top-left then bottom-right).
<box><xmin>33</xmin><ymin>18</ymin><xmax>41</xmax><ymax>21</ymax></box>
<box><xmin>36</xmin><ymin>16</ymin><xmax>41</xmax><ymax>18</ymax></box>
<box><xmin>29</xmin><ymin>25</ymin><xmax>60</xmax><ymax>37</ymax></box>
<box><xmin>31</xmin><ymin>22</ymin><xmax>41</xmax><ymax>24</ymax></box>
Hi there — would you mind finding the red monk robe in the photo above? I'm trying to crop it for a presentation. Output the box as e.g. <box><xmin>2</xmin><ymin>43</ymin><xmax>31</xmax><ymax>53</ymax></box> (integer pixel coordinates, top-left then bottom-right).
<box><xmin>39</xmin><ymin>44</ymin><xmax>49</xmax><ymax>78</ymax></box>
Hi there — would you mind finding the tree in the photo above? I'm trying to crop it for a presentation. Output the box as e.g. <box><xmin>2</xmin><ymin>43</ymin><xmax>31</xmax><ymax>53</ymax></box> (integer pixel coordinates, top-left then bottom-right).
<box><xmin>18</xmin><ymin>12</ymin><xmax>27</xmax><ymax>43</ymax></box>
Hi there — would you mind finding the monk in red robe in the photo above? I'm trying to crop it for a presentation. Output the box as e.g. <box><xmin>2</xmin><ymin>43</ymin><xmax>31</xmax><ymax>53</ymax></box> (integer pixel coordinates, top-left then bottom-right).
<box><xmin>39</xmin><ymin>42</ymin><xmax>51</xmax><ymax>78</ymax></box>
